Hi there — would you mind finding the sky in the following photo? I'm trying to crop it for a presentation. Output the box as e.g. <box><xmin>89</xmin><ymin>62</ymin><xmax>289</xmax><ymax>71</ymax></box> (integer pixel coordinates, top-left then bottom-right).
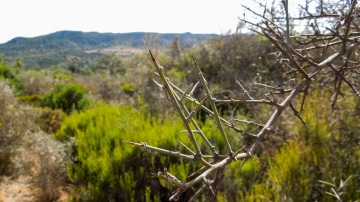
<box><xmin>0</xmin><ymin>0</ymin><xmax>248</xmax><ymax>44</ymax></box>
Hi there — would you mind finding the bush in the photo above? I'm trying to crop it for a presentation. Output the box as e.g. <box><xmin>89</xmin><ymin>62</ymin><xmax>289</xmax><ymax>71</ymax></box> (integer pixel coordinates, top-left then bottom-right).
<box><xmin>0</xmin><ymin>82</ymin><xmax>69</xmax><ymax>199</ymax></box>
<box><xmin>238</xmin><ymin>140</ymin><xmax>311</xmax><ymax>201</ymax></box>
<box><xmin>0</xmin><ymin>81</ymin><xmax>35</xmax><ymax>175</ymax></box>
<box><xmin>41</xmin><ymin>84</ymin><xmax>89</xmax><ymax>114</ymax></box>
<box><xmin>21</xmin><ymin>131</ymin><xmax>71</xmax><ymax>201</ymax></box>
<box><xmin>36</xmin><ymin>107</ymin><xmax>66</xmax><ymax>134</ymax></box>
<box><xmin>0</xmin><ymin>63</ymin><xmax>23</xmax><ymax>93</ymax></box>
<box><xmin>55</xmin><ymin>102</ymin><xmax>199</xmax><ymax>201</ymax></box>
<box><xmin>93</xmin><ymin>54</ymin><xmax>126</xmax><ymax>76</ymax></box>
<box><xmin>233</xmin><ymin>88</ymin><xmax>360</xmax><ymax>201</ymax></box>
<box><xmin>93</xmin><ymin>75</ymin><xmax>124</xmax><ymax>102</ymax></box>
<box><xmin>54</xmin><ymin>101</ymin><xmax>247</xmax><ymax>201</ymax></box>
<box><xmin>17</xmin><ymin>94</ymin><xmax>43</xmax><ymax>107</ymax></box>
<box><xmin>293</xmin><ymin>88</ymin><xmax>360</xmax><ymax>200</ymax></box>
<box><xmin>18</xmin><ymin>70</ymin><xmax>54</xmax><ymax>95</ymax></box>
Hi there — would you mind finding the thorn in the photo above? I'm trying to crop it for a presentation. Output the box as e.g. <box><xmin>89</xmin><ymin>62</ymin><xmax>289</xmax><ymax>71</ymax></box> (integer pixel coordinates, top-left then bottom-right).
<box><xmin>153</xmin><ymin>79</ymin><xmax>163</xmax><ymax>88</ymax></box>
<box><xmin>189</xmin><ymin>81</ymin><xmax>200</xmax><ymax>97</ymax></box>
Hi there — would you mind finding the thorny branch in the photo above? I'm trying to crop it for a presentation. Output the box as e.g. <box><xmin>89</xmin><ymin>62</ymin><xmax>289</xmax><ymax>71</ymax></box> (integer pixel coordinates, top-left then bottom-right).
<box><xmin>129</xmin><ymin>0</ymin><xmax>360</xmax><ymax>200</ymax></box>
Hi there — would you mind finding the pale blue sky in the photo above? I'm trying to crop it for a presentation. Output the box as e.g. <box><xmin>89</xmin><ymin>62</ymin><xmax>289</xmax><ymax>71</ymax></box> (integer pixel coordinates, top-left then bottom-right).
<box><xmin>0</xmin><ymin>0</ymin><xmax>243</xmax><ymax>43</ymax></box>
<box><xmin>0</xmin><ymin>0</ymin><xmax>304</xmax><ymax>44</ymax></box>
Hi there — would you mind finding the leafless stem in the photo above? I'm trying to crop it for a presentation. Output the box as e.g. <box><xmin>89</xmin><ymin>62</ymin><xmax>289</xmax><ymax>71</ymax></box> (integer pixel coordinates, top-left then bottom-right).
<box><xmin>193</xmin><ymin>57</ymin><xmax>234</xmax><ymax>156</ymax></box>
<box><xmin>129</xmin><ymin>1</ymin><xmax>360</xmax><ymax>200</ymax></box>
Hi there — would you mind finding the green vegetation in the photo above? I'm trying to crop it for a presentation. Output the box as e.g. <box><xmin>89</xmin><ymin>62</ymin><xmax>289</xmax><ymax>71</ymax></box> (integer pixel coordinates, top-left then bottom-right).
<box><xmin>0</xmin><ymin>61</ymin><xmax>23</xmax><ymax>92</ymax></box>
<box><xmin>0</xmin><ymin>11</ymin><xmax>359</xmax><ymax>201</ymax></box>
<box><xmin>0</xmin><ymin>31</ymin><xmax>216</xmax><ymax>69</ymax></box>
<box><xmin>55</xmin><ymin>103</ymin><xmax>192</xmax><ymax>201</ymax></box>
<box><xmin>93</xmin><ymin>54</ymin><xmax>126</xmax><ymax>75</ymax></box>
<box><xmin>41</xmin><ymin>84</ymin><xmax>89</xmax><ymax>114</ymax></box>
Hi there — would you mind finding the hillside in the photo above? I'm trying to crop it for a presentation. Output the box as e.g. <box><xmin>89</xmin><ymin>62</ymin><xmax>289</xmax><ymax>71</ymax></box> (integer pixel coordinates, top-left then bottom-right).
<box><xmin>0</xmin><ymin>31</ymin><xmax>217</xmax><ymax>69</ymax></box>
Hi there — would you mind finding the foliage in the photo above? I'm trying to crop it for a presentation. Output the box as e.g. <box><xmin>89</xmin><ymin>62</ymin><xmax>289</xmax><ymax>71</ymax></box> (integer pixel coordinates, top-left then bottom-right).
<box><xmin>0</xmin><ymin>81</ymin><xmax>35</xmax><ymax>175</ymax></box>
<box><xmin>0</xmin><ymin>2</ymin><xmax>359</xmax><ymax>200</ymax></box>
<box><xmin>22</xmin><ymin>131</ymin><xmax>70</xmax><ymax>201</ymax></box>
<box><xmin>13</xmin><ymin>56</ymin><xmax>23</xmax><ymax>73</ymax></box>
<box><xmin>18</xmin><ymin>69</ymin><xmax>54</xmax><ymax>95</ymax></box>
<box><xmin>122</xmin><ymin>82</ymin><xmax>136</xmax><ymax>96</ymax></box>
<box><xmin>231</xmin><ymin>87</ymin><xmax>360</xmax><ymax>201</ymax></box>
<box><xmin>55</xmin><ymin>101</ymin><xmax>245</xmax><ymax>201</ymax></box>
<box><xmin>0</xmin><ymin>83</ymin><xmax>69</xmax><ymax>199</ymax></box>
<box><xmin>36</xmin><ymin>107</ymin><xmax>66</xmax><ymax>134</ymax></box>
<box><xmin>266</xmin><ymin>141</ymin><xmax>312</xmax><ymax>200</ymax></box>
<box><xmin>93</xmin><ymin>54</ymin><xmax>126</xmax><ymax>75</ymax></box>
<box><xmin>1</xmin><ymin>32</ymin><xmax>357</xmax><ymax>201</ymax></box>
<box><xmin>55</xmin><ymin>103</ymin><xmax>190</xmax><ymax>201</ymax></box>
<box><xmin>0</xmin><ymin>62</ymin><xmax>23</xmax><ymax>92</ymax></box>
<box><xmin>318</xmin><ymin>175</ymin><xmax>354</xmax><ymax>201</ymax></box>
<box><xmin>126</xmin><ymin>0</ymin><xmax>360</xmax><ymax>200</ymax></box>
<box><xmin>41</xmin><ymin>83</ymin><xmax>89</xmax><ymax>114</ymax></box>
<box><xmin>16</xmin><ymin>94</ymin><xmax>43</xmax><ymax>107</ymax></box>
<box><xmin>294</xmin><ymin>88</ymin><xmax>360</xmax><ymax>200</ymax></box>
<box><xmin>0</xmin><ymin>31</ymin><xmax>215</xmax><ymax>69</ymax></box>
<box><xmin>183</xmin><ymin>35</ymin><xmax>276</xmax><ymax>90</ymax></box>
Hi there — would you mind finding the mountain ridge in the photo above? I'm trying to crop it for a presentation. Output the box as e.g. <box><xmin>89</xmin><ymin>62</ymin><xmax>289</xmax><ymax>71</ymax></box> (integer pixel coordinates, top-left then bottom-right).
<box><xmin>0</xmin><ymin>30</ymin><xmax>217</xmax><ymax>68</ymax></box>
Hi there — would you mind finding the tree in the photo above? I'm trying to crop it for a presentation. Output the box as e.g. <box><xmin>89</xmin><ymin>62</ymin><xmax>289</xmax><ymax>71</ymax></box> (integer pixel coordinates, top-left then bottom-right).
<box><xmin>169</xmin><ymin>36</ymin><xmax>182</xmax><ymax>60</ymax></box>
<box><xmin>93</xmin><ymin>54</ymin><xmax>126</xmax><ymax>75</ymax></box>
<box><xmin>0</xmin><ymin>54</ymin><xmax>8</xmax><ymax>65</ymax></box>
<box><xmin>129</xmin><ymin>0</ymin><xmax>360</xmax><ymax>200</ymax></box>
<box><xmin>13</xmin><ymin>57</ymin><xmax>23</xmax><ymax>74</ymax></box>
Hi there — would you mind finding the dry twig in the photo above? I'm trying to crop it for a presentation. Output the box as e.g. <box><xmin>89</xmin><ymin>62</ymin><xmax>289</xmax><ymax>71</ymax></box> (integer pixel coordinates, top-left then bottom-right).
<box><xmin>129</xmin><ymin>0</ymin><xmax>360</xmax><ymax>200</ymax></box>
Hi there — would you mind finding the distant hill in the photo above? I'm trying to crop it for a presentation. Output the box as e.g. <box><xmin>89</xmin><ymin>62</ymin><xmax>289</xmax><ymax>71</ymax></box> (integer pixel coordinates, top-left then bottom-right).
<box><xmin>0</xmin><ymin>31</ymin><xmax>217</xmax><ymax>69</ymax></box>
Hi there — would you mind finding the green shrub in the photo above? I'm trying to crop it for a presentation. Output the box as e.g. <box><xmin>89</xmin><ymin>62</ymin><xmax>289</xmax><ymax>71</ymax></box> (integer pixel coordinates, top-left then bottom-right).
<box><xmin>17</xmin><ymin>94</ymin><xmax>43</xmax><ymax>107</ymax></box>
<box><xmin>0</xmin><ymin>63</ymin><xmax>15</xmax><ymax>79</ymax></box>
<box><xmin>236</xmin><ymin>87</ymin><xmax>360</xmax><ymax>201</ymax></box>
<box><xmin>122</xmin><ymin>82</ymin><xmax>135</xmax><ymax>96</ymax></box>
<box><xmin>41</xmin><ymin>84</ymin><xmax>89</xmax><ymax>114</ymax></box>
<box><xmin>93</xmin><ymin>54</ymin><xmax>126</xmax><ymax>75</ymax></box>
<box><xmin>55</xmin><ymin>102</ymin><xmax>195</xmax><ymax>201</ymax></box>
<box><xmin>56</xmin><ymin>100</ymin><xmax>253</xmax><ymax>201</ymax></box>
<box><xmin>0</xmin><ymin>63</ymin><xmax>23</xmax><ymax>93</ymax></box>
<box><xmin>292</xmin><ymin>88</ymin><xmax>360</xmax><ymax>200</ymax></box>
<box><xmin>240</xmin><ymin>140</ymin><xmax>312</xmax><ymax>201</ymax></box>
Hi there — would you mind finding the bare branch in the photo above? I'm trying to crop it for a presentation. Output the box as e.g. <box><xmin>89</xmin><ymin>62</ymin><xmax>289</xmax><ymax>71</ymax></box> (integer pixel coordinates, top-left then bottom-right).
<box><xmin>290</xmin><ymin>103</ymin><xmax>310</xmax><ymax>128</ymax></box>
<box><xmin>129</xmin><ymin>2</ymin><xmax>360</xmax><ymax>200</ymax></box>
<box><xmin>236</xmin><ymin>79</ymin><xmax>254</xmax><ymax>100</ymax></box>
<box><xmin>127</xmin><ymin>142</ymin><xmax>194</xmax><ymax>161</ymax></box>
<box><xmin>193</xmin><ymin>57</ymin><xmax>234</xmax><ymax>156</ymax></box>
<box><xmin>149</xmin><ymin>49</ymin><xmax>205</xmax><ymax>162</ymax></box>
<box><xmin>216</xmin><ymin>98</ymin><xmax>281</xmax><ymax>107</ymax></box>
<box><xmin>342</xmin><ymin>0</ymin><xmax>357</xmax><ymax>52</ymax></box>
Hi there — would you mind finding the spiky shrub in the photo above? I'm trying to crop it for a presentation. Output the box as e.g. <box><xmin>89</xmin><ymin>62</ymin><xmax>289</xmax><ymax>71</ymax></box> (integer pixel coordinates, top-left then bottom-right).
<box><xmin>238</xmin><ymin>90</ymin><xmax>360</xmax><ymax>201</ymax></box>
<box><xmin>129</xmin><ymin>0</ymin><xmax>360</xmax><ymax>200</ymax></box>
